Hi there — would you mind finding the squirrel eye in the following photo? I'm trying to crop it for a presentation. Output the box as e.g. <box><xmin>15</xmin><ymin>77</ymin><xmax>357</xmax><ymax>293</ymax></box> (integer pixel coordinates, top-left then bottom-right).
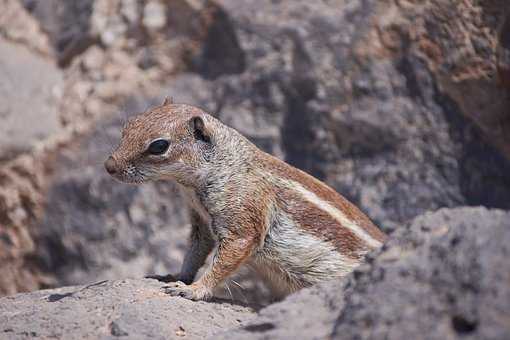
<box><xmin>148</xmin><ymin>139</ymin><xmax>170</xmax><ymax>155</ymax></box>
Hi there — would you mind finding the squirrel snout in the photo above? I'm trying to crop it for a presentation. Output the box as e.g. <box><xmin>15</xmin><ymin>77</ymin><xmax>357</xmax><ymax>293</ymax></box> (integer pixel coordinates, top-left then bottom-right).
<box><xmin>104</xmin><ymin>156</ymin><xmax>118</xmax><ymax>175</ymax></box>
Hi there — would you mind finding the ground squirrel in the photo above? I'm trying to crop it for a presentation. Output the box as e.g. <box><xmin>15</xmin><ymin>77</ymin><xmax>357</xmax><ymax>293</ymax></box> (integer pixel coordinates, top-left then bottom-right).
<box><xmin>104</xmin><ymin>101</ymin><xmax>386</xmax><ymax>301</ymax></box>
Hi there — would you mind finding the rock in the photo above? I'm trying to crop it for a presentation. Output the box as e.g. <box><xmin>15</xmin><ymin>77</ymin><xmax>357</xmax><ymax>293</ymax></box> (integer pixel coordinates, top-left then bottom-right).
<box><xmin>0</xmin><ymin>36</ymin><xmax>63</xmax><ymax>296</ymax></box>
<box><xmin>20</xmin><ymin>0</ymin><xmax>96</xmax><ymax>66</ymax></box>
<box><xmin>498</xmin><ymin>13</ymin><xmax>510</xmax><ymax>97</ymax></box>
<box><xmin>1</xmin><ymin>0</ymin><xmax>510</xmax><ymax>315</ymax></box>
<box><xmin>0</xmin><ymin>278</ymin><xmax>255</xmax><ymax>340</ymax></box>
<box><xmin>0</xmin><ymin>0</ymin><xmax>53</xmax><ymax>56</ymax></box>
<box><xmin>215</xmin><ymin>279</ymin><xmax>347</xmax><ymax>340</ymax></box>
<box><xmin>121</xmin><ymin>0</ymin><xmax>141</xmax><ymax>25</ymax></box>
<box><xmin>186</xmin><ymin>1</ymin><xmax>246</xmax><ymax>79</ymax></box>
<box><xmin>160</xmin><ymin>0</ymin><xmax>510</xmax><ymax>232</ymax></box>
<box><xmin>0</xmin><ymin>37</ymin><xmax>62</xmax><ymax>160</ymax></box>
<box><xmin>17</xmin><ymin>0</ymin><xmax>510</xmax><ymax>303</ymax></box>
<box><xmin>331</xmin><ymin>207</ymin><xmax>510</xmax><ymax>340</ymax></box>
<box><xmin>220</xmin><ymin>207</ymin><xmax>510</xmax><ymax>340</ymax></box>
<box><xmin>423</xmin><ymin>1</ymin><xmax>510</xmax><ymax>161</ymax></box>
<box><xmin>142</xmin><ymin>1</ymin><xmax>166</xmax><ymax>31</ymax></box>
<box><xmin>3</xmin><ymin>207</ymin><xmax>508</xmax><ymax>339</ymax></box>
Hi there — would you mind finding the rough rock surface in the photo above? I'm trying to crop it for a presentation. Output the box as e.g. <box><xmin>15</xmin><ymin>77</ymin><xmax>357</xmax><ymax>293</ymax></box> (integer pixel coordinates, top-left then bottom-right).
<box><xmin>162</xmin><ymin>0</ymin><xmax>510</xmax><ymax>232</ymax></box>
<box><xmin>220</xmin><ymin>207</ymin><xmax>510</xmax><ymax>340</ymax></box>
<box><xmin>0</xmin><ymin>0</ymin><xmax>219</xmax><ymax>295</ymax></box>
<box><xmin>2</xmin><ymin>207</ymin><xmax>507</xmax><ymax>340</ymax></box>
<box><xmin>0</xmin><ymin>37</ymin><xmax>62</xmax><ymax>159</ymax></box>
<box><xmin>0</xmin><ymin>0</ymin><xmax>509</xmax><ymax>313</ymax></box>
<box><xmin>0</xmin><ymin>33</ymin><xmax>63</xmax><ymax>295</ymax></box>
<box><xmin>331</xmin><ymin>207</ymin><xmax>510</xmax><ymax>340</ymax></box>
<box><xmin>215</xmin><ymin>279</ymin><xmax>347</xmax><ymax>340</ymax></box>
<box><xmin>0</xmin><ymin>0</ymin><xmax>53</xmax><ymax>55</ymax></box>
<box><xmin>0</xmin><ymin>154</ymin><xmax>53</xmax><ymax>296</ymax></box>
<box><xmin>24</xmin><ymin>0</ymin><xmax>510</xmax><ymax>299</ymax></box>
<box><xmin>0</xmin><ymin>278</ymin><xmax>255</xmax><ymax>340</ymax></box>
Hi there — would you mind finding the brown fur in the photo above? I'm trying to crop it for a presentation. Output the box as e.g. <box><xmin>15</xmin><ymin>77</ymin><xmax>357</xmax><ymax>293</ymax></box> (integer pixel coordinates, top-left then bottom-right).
<box><xmin>259</xmin><ymin>153</ymin><xmax>386</xmax><ymax>243</ymax></box>
<box><xmin>276</xmin><ymin>186</ymin><xmax>367</xmax><ymax>259</ymax></box>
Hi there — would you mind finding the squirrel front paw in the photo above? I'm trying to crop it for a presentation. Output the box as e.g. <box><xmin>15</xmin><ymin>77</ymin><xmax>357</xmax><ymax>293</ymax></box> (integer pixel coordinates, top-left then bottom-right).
<box><xmin>162</xmin><ymin>281</ymin><xmax>212</xmax><ymax>301</ymax></box>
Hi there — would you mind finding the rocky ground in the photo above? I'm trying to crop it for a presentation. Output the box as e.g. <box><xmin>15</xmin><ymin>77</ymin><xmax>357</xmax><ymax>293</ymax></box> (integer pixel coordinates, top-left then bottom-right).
<box><xmin>1</xmin><ymin>207</ymin><xmax>508</xmax><ymax>339</ymax></box>
<box><xmin>221</xmin><ymin>207</ymin><xmax>510</xmax><ymax>340</ymax></box>
<box><xmin>0</xmin><ymin>278</ymin><xmax>255</xmax><ymax>339</ymax></box>
<box><xmin>0</xmin><ymin>0</ymin><xmax>509</xmax><ymax>339</ymax></box>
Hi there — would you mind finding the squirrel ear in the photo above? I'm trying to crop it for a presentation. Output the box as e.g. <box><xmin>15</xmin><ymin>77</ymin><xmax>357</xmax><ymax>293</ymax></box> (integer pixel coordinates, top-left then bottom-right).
<box><xmin>162</xmin><ymin>97</ymin><xmax>173</xmax><ymax>106</ymax></box>
<box><xmin>189</xmin><ymin>116</ymin><xmax>211</xmax><ymax>143</ymax></box>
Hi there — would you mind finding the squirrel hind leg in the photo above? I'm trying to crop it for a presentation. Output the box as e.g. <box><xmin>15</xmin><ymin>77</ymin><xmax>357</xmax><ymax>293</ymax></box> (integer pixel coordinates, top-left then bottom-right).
<box><xmin>249</xmin><ymin>256</ymin><xmax>303</xmax><ymax>300</ymax></box>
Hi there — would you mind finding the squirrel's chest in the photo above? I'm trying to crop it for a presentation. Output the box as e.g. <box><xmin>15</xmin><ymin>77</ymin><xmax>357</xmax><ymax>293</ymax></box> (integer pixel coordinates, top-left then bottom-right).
<box><xmin>180</xmin><ymin>186</ymin><xmax>212</xmax><ymax>225</ymax></box>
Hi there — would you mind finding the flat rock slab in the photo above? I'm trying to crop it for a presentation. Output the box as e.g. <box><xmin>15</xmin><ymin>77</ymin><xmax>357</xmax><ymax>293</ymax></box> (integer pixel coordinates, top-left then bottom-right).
<box><xmin>0</xmin><ymin>279</ymin><xmax>255</xmax><ymax>340</ymax></box>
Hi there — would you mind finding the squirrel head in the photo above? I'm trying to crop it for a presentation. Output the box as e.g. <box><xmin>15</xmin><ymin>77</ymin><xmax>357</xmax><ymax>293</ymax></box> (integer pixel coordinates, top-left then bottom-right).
<box><xmin>104</xmin><ymin>101</ymin><xmax>215</xmax><ymax>187</ymax></box>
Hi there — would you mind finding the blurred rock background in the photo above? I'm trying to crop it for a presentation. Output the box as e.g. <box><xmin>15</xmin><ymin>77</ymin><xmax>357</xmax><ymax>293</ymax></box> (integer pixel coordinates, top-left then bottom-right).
<box><xmin>0</xmin><ymin>0</ymin><xmax>509</xmax><ymax>310</ymax></box>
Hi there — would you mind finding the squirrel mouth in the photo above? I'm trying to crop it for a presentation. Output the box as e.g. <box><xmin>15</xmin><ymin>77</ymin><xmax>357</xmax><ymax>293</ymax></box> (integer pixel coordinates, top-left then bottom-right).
<box><xmin>109</xmin><ymin>168</ymin><xmax>148</xmax><ymax>185</ymax></box>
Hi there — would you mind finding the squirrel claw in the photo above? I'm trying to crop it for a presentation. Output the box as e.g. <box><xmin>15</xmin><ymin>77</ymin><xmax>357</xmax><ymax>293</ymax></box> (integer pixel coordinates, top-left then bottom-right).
<box><xmin>162</xmin><ymin>281</ymin><xmax>211</xmax><ymax>301</ymax></box>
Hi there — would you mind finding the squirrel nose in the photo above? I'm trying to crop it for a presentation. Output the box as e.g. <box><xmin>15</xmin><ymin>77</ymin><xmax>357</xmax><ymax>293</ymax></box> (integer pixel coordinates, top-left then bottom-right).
<box><xmin>104</xmin><ymin>156</ymin><xmax>118</xmax><ymax>175</ymax></box>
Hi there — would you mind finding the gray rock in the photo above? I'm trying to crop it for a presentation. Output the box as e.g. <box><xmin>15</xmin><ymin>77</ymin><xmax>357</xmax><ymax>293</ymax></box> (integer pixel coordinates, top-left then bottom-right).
<box><xmin>28</xmin><ymin>0</ymin><xmax>510</xmax><ymax>305</ymax></box>
<box><xmin>332</xmin><ymin>207</ymin><xmax>510</xmax><ymax>340</ymax></box>
<box><xmin>1</xmin><ymin>1</ymin><xmax>509</xmax><ymax>339</ymax></box>
<box><xmin>7</xmin><ymin>207</ymin><xmax>508</xmax><ymax>340</ymax></box>
<box><xmin>220</xmin><ymin>207</ymin><xmax>510</xmax><ymax>340</ymax></box>
<box><xmin>0</xmin><ymin>37</ymin><xmax>62</xmax><ymax>161</ymax></box>
<box><xmin>21</xmin><ymin>0</ymin><xmax>96</xmax><ymax>66</ymax></box>
<box><xmin>214</xmin><ymin>279</ymin><xmax>347</xmax><ymax>340</ymax></box>
<box><xmin>0</xmin><ymin>0</ymin><xmax>53</xmax><ymax>55</ymax></box>
<box><xmin>142</xmin><ymin>1</ymin><xmax>166</xmax><ymax>31</ymax></box>
<box><xmin>161</xmin><ymin>0</ymin><xmax>510</xmax><ymax>232</ymax></box>
<box><xmin>0</xmin><ymin>278</ymin><xmax>255</xmax><ymax>340</ymax></box>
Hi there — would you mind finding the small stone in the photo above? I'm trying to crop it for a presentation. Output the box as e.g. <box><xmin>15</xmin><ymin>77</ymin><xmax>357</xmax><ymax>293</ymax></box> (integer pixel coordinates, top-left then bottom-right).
<box><xmin>94</xmin><ymin>81</ymin><xmax>118</xmax><ymax>100</ymax></box>
<box><xmin>129</xmin><ymin>205</ymin><xmax>146</xmax><ymax>225</ymax></box>
<box><xmin>110</xmin><ymin>321</ymin><xmax>128</xmax><ymax>336</ymax></box>
<box><xmin>82</xmin><ymin>47</ymin><xmax>105</xmax><ymax>71</ymax></box>
<box><xmin>143</xmin><ymin>1</ymin><xmax>166</xmax><ymax>30</ymax></box>
<box><xmin>73</xmin><ymin>81</ymin><xmax>93</xmax><ymax>102</ymax></box>
<box><xmin>100</xmin><ymin>18</ymin><xmax>127</xmax><ymax>47</ymax></box>
<box><xmin>121</xmin><ymin>0</ymin><xmax>140</xmax><ymax>24</ymax></box>
<box><xmin>175</xmin><ymin>326</ymin><xmax>186</xmax><ymax>337</ymax></box>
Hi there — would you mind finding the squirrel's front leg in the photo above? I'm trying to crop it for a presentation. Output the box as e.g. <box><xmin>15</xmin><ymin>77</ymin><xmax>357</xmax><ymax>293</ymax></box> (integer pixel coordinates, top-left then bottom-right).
<box><xmin>147</xmin><ymin>211</ymin><xmax>213</xmax><ymax>284</ymax></box>
<box><xmin>178</xmin><ymin>211</ymin><xmax>215</xmax><ymax>284</ymax></box>
<box><xmin>164</xmin><ymin>231</ymin><xmax>258</xmax><ymax>301</ymax></box>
